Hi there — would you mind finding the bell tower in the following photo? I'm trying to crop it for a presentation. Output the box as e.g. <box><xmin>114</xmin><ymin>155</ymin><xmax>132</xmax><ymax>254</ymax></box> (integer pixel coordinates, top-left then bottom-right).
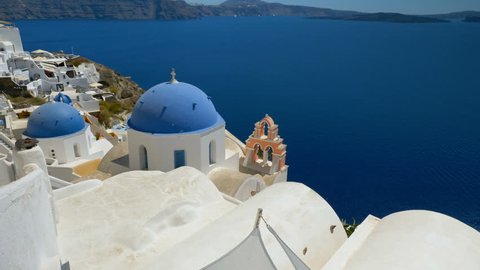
<box><xmin>243</xmin><ymin>115</ymin><xmax>287</xmax><ymax>175</ymax></box>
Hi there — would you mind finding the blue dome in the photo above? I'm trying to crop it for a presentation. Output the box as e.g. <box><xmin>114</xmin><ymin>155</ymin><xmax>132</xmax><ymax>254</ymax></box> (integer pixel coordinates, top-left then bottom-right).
<box><xmin>24</xmin><ymin>102</ymin><xmax>86</xmax><ymax>138</ymax></box>
<box><xmin>53</xmin><ymin>92</ymin><xmax>73</xmax><ymax>105</ymax></box>
<box><xmin>128</xmin><ymin>82</ymin><xmax>223</xmax><ymax>134</ymax></box>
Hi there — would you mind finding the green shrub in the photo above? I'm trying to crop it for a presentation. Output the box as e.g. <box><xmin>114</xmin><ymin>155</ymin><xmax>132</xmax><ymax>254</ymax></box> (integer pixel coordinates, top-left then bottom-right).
<box><xmin>342</xmin><ymin>218</ymin><xmax>358</xmax><ymax>237</ymax></box>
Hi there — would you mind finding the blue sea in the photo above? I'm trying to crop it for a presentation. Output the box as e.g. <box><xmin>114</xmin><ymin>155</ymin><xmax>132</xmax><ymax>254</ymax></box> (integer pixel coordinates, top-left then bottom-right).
<box><xmin>16</xmin><ymin>17</ymin><xmax>480</xmax><ymax>229</ymax></box>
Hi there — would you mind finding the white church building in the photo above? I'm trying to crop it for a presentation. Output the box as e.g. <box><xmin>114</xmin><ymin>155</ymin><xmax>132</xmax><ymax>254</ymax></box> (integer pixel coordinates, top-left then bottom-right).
<box><xmin>98</xmin><ymin>70</ymin><xmax>289</xmax><ymax>201</ymax></box>
<box><xmin>23</xmin><ymin>102</ymin><xmax>105</xmax><ymax>164</ymax></box>
<box><xmin>126</xmin><ymin>72</ymin><xmax>236</xmax><ymax>173</ymax></box>
<box><xmin>0</xmin><ymin>101</ymin><xmax>113</xmax><ymax>183</ymax></box>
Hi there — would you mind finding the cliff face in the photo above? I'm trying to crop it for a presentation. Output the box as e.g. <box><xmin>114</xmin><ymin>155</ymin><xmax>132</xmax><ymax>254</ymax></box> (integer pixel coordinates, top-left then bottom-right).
<box><xmin>0</xmin><ymin>0</ymin><xmax>468</xmax><ymax>21</ymax></box>
<box><xmin>0</xmin><ymin>0</ymin><xmax>480</xmax><ymax>22</ymax></box>
<box><xmin>0</xmin><ymin>0</ymin><xmax>356</xmax><ymax>20</ymax></box>
<box><xmin>0</xmin><ymin>0</ymin><xmax>202</xmax><ymax>20</ymax></box>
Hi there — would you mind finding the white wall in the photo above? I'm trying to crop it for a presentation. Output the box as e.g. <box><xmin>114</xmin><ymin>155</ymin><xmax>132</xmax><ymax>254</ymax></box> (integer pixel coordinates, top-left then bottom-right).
<box><xmin>0</xmin><ymin>41</ymin><xmax>14</xmax><ymax>55</ymax></box>
<box><xmin>234</xmin><ymin>176</ymin><xmax>266</xmax><ymax>201</ymax></box>
<box><xmin>0</xmin><ymin>167</ymin><xmax>60</xmax><ymax>270</ymax></box>
<box><xmin>35</xmin><ymin>126</ymin><xmax>101</xmax><ymax>164</ymax></box>
<box><xmin>12</xmin><ymin>146</ymin><xmax>49</xmax><ymax>179</ymax></box>
<box><xmin>342</xmin><ymin>210</ymin><xmax>480</xmax><ymax>270</ymax></box>
<box><xmin>128</xmin><ymin>124</ymin><xmax>226</xmax><ymax>174</ymax></box>
<box><xmin>200</xmin><ymin>126</ymin><xmax>226</xmax><ymax>172</ymax></box>
<box><xmin>0</xmin><ymin>154</ymin><xmax>13</xmax><ymax>185</ymax></box>
<box><xmin>0</xmin><ymin>27</ymin><xmax>24</xmax><ymax>52</ymax></box>
<box><xmin>209</xmin><ymin>150</ymin><xmax>239</xmax><ymax>173</ymax></box>
<box><xmin>76</xmin><ymin>63</ymin><xmax>100</xmax><ymax>84</ymax></box>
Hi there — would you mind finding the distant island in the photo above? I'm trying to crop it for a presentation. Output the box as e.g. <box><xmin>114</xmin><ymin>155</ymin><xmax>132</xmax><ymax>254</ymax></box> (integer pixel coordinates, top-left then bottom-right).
<box><xmin>0</xmin><ymin>0</ymin><xmax>479</xmax><ymax>23</ymax></box>
<box><xmin>310</xmin><ymin>12</ymin><xmax>448</xmax><ymax>23</ymax></box>
<box><xmin>464</xmin><ymin>16</ymin><xmax>480</xmax><ymax>22</ymax></box>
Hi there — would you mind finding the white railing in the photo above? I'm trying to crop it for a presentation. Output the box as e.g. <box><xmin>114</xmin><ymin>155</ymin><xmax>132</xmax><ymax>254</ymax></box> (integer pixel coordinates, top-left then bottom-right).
<box><xmin>0</xmin><ymin>131</ymin><xmax>14</xmax><ymax>149</ymax></box>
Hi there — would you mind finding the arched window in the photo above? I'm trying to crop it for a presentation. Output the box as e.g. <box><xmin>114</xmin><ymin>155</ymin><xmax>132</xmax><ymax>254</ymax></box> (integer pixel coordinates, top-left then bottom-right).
<box><xmin>254</xmin><ymin>144</ymin><xmax>263</xmax><ymax>162</ymax></box>
<box><xmin>73</xmin><ymin>143</ymin><xmax>80</xmax><ymax>158</ymax></box>
<box><xmin>265</xmin><ymin>146</ymin><xmax>273</xmax><ymax>162</ymax></box>
<box><xmin>262</xmin><ymin>121</ymin><xmax>269</xmax><ymax>137</ymax></box>
<box><xmin>209</xmin><ymin>141</ymin><xmax>216</xmax><ymax>165</ymax></box>
<box><xmin>139</xmin><ymin>145</ymin><xmax>148</xmax><ymax>170</ymax></box>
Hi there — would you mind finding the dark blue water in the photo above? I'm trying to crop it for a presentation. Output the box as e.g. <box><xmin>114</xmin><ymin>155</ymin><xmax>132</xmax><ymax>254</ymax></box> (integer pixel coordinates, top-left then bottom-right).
<box><xmin>16</xmin><ymin>17</ymin><xmax>480</xmax><ymax>229</ymax></box>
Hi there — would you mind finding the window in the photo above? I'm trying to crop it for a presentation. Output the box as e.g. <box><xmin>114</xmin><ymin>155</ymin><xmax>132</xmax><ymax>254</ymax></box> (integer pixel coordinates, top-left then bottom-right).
<box><xmin>174</xmin><ymin>150</ymin><xmax>186</xmax><ymax>169</ymax></box>
<box><xmin>209</xmin><ymin>141</ymin><xmax>216</xmax><ymax>165</ymax></box>
<box><xmin>265</xmin><ymin>147</ymin><xmax>273</xmax><ymax>162</ymax></box>
<box><xmin>73</xmin><ymin>143</ymin><xmax>80</xmax><ymax>158</ymax></box>
<box><xmin>139</xmin><ymin>145</ymin><xmax>148</xmax><ymax>170</ymax></box>
<box><xmin>254</xmin><ymin>144</ymin><xmax>263</xmax><ymax>162</ymax></box>
<box><xmin>263</xmin><ymin>122</ymin><xmax>269</xmax><ymax>137</ymax></box>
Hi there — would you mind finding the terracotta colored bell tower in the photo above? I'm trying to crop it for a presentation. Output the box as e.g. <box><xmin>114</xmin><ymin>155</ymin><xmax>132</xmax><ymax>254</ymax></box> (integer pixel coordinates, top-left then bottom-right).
<box><xmin>243</xmin><ymin>115</ymin><xmax>287</xmax><ymax>175</ymax></box>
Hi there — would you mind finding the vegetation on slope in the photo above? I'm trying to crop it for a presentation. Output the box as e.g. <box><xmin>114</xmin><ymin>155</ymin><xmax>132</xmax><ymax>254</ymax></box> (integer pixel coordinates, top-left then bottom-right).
<box><xmin>67</xmin><ymin>57</ymin><xmax>144</xmax><ymax>128</ymax></box>
<box><xmin>8</xmin><ymin>96</ymin><xmax>46</xmax><ymax>109</ymax></box>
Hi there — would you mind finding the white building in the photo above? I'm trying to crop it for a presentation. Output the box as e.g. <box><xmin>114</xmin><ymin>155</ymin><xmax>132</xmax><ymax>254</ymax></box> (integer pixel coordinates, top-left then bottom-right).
<box><xmin>127</xmin><ymin>76</ymin><xmax>235</xmax><ymax>173</ymax></box>
<box><xmin>0</xmin><ymin>23</ymin><xmax>24</xmax><ymax>76</ymax></box>
<box><xmin>0</xmin><ymin>101</ymin><xmax>113</xmax><ymax>181</ymax></box>
<box><xmin>98</xmin><ymin>71</ymin><xmax>292</xmax><ymax>201</ymax></box>
<box><xmin>23</xmin><ymin>102</ymin><xmax>111</xmax><ymax>164</ymax></box>
<box><xmin>0</xmin><ymin>23</ymin><xmax>100</xmax><ymax>97</ymax></box>
<box><xmin>104</xmin><ymin>72</ymin><xmax>239</xmax><ymax>177</ymax></box>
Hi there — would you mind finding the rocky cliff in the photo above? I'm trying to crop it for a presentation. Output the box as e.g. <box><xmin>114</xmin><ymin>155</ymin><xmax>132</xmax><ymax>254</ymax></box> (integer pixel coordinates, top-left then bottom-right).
<box><xmin>0</xmin><ymin>0</ymin><xmax>357</xmax><ymax>20</ymax></box>
<box><xmin>0</xmin><ymin>0</ymin><xmax>475</xmax><ymax>22</ymax></box>
<box><xmin>0</xmin><ymin>0</ymin><xmax>202</xmax><ymax>20</ymax></box>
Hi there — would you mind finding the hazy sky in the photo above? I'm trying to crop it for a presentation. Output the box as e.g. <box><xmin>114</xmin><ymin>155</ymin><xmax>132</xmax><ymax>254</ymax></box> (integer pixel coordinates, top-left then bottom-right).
<box><xmin>188</xmin><ymin>0</ymin><xmax>480</xmax><ymax>14</ymax></box>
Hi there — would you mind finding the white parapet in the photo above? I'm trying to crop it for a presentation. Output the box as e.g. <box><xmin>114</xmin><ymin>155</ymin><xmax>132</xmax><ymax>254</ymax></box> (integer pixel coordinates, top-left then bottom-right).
<box><xmin>12</xmin><ymin>145</ymin><xmax>48</xmax><ymax>180</ymax></box>
<box><xmin>0</xmin><ymin>167</ymin><xmax>60</xmax><ymax>270</ymax></box>
<box><xmin>323</xmin><ymin>210</ymin><xmax>480</xmax><ymax>270</ymax></box>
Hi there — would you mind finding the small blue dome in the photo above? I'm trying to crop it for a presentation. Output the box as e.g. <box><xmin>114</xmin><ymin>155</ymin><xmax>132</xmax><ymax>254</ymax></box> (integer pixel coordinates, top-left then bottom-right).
<box><xmin>24</xmin><ymin>102</ymin><xmax>86</xmax><ymax>138</ymax></box>
<box><xmin>128</xmin><ymin>82</ymin><xmax>223</xmax><ymax>134</ymax></box>
<box><xmin>53</xmin><ymin>92</ymin><xmax>73</xmax><ymax>105</ymax></box>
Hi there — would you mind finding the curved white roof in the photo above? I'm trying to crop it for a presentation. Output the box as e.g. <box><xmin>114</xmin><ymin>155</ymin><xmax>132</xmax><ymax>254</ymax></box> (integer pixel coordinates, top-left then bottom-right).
<box><xmin>342</xmin><ymin>210</ymin><xmax>480</xmax><ymax>270</ymax></box>
<box><xmin>146</xmin><ymin>181</ymin><xmax>347</xmax><ymax>269</ymax></box>
<box><xmin>56</xmin><ymin>167</ymin><xmax>347</xmax><ymax>269</ymax></box>
<box><xmin>56</xmin><ymin>167</ymin><xmax>237</xmax><ymax>269</ymax></box>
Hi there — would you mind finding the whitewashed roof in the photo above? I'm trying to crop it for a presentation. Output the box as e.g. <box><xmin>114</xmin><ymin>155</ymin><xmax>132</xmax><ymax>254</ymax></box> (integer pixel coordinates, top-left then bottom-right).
<box><xmin>340</xmin><ymin>210</ymin><xmax>480</xmax><ymax>270</ymax></box>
